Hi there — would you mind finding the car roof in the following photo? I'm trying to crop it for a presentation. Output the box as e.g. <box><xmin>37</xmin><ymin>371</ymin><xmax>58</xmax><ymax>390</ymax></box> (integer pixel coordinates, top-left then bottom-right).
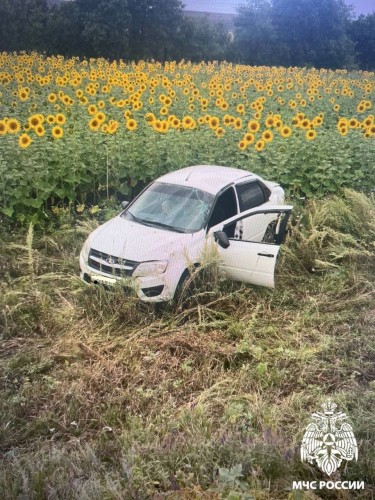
<box><xmin>156</xmin><ymin>165</ymin><xmax>255</xmax><ymax>195</ymax></box>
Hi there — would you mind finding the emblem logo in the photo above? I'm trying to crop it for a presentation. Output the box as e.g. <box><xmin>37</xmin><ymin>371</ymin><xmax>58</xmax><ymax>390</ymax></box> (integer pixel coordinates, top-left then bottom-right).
<box><xmin>301</xmin><ymin>400</ymin><xmax>358</xmax><ymax>476</ymax></box>
<box><xmin>106</xmin><ymin>256</ymin><xmax>115</xmax><ymax>265</ymax></box>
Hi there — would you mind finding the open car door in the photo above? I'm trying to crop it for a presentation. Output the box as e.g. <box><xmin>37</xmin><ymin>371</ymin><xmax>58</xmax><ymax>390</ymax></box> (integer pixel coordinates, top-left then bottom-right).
<box><xmin>208</xmin><ymin>205</ymin><xmax>293</xmax><ymax>288</ymax></box>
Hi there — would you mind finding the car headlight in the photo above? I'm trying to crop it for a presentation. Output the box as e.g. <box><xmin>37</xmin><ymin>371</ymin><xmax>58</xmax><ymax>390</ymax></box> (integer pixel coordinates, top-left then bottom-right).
<box><xmin>133</xmin><ymin>260</ymin><xmax>168</xmax><ymax>278</ymax></box>
<box><xmin>81</xmin><ymin>237</ymin><xmax>91</xmax><ymax>260</ymax></box>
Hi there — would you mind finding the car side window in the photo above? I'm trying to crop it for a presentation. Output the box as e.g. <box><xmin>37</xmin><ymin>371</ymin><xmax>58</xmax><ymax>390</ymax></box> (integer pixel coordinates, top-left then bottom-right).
<box><xmin>236</xmin><ymin>181</ymin><xmax>270</xmax><ymax>211</ymax></box>
<box><xmin>207</xmin><ymin>187</ymin><xmax>237</xmax><ymax>234</ymax></box>
<box><xmin>222</xmin><ymin>210</ymin><xmax>291</xmax><ymax>245</ymax></box>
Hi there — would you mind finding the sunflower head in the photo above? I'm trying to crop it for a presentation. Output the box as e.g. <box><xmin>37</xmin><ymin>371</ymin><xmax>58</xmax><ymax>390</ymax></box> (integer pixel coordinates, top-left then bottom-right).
<box><xmin>145</xmin><ymin>113</ymin><xmax>155</xmax><ymax>124</ymax></box>
<box><xmin>35</xmin><ymin>125</ymin><xmax>46</xmax><ymax>137</ymax></box>
<box><xmin>363</xmin><ymin>117</ymin><xmax>373</xmax><ymax>127</ymax></box>
<box><xmin>255</xmin><ymin>140</ymin><xmax>265</xmax><ymax>152</ymax></box>
<box><xmin>265</xmin><ymin>116</ymin><xmax>275</xmax><ymax>128</ymax></box>
<box><xmin>19</xmin><ymin>89</ymin><xmax>29</xmax><ymax>101</ymax></box>
<box><xmin>306</xmin><ymin>129</ymin><xmax>317</xmax><ymax>141</ymax></box>
<box><xmin>28</xmin><ymin>115</ymin><xmax>40</xmax><ymax>128</ymax></box>
<box><xmin>7</xmin><ymin>118</ymin><xmax>20</xmax><ymax>134</ymax></box>
<box><xmin>248</xmin><ymin>120</ymin><xmax>260</xmax><ymax>133</ymax></box>
<box><xmin>233</xmin><ymin>118</ymin><xmax>243</xmax><ymax>130</ymax></box>
<box><xmin>339</xmin><ymin>126</ymin><xmax>348</xmax><ymax>136</ymax></box>
<box><xmin>96</xmin><ymin>112</ymin><xmax>106</xmax><ymax>123</ymax></box>
<box><xmin>262</xmin><ymin>130</ymin><xmax>273</xmax><ymax>142</ymax></box>
<box><xmin>19</xmin><ymin>133</ymin><xmax>32</xmax><ymax>149</ymax></box>
<box><xmin>182</xmin><ymin>116</ymin><xmax>194</xmax><ymax>129</ymax></box>
<box><xmin>153</xmin><ymin>120</ymin><xmax>163</xmax><ymax>132</ymax></box>
<box><xmin>88</xmin><ymin>105</ymin><xmax>97</xmax><ymax>115</ymax></box>
<box><xmin>89</xmin><ymin>118</ymin><xmax>100</xmax><ymax>131</ymax></box>
<box><xmin>126</xmin><ymin>119</ymin><xmax>137</xmax><ymax>131</ymax></box>
<box><xmin>161</xmin><ymin>121</ymin><xmax>169</xmax><ymax>133</ymax></box>
<box><xmin>55</xmin><ymin>113</ymin><xmax>66</xmax><ymax>125</ymax></box>
<box><xmin>209</xmin><ymin>117</ymin><xmax>219</xmax><ymax>130</ymax></box>
<box><xmin>215</xmin><ymin>127</ymin><xmax>225</xmax><ymax>138</ymax></box>
<box><xmin>244</xmin><ymin>133</ymin><xmax>255</xmax><ymax>144</ymax></box>
<box><xmin>52</xmin><ymin>126</ymin><xmax>64</xmax><ymax>139</ymax></box>
<box><xmin>280</xmin><ymin>126</ymin><xmax>292</xmax><ymax>138</ymax></box>
<box><xmin>0</xmin><ymin>120</ymin><xmax>8</xmax><ymax>135</ymax></box>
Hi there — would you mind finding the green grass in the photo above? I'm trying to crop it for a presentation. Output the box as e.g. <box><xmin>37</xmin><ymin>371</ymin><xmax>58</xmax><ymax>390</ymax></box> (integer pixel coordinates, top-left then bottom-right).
<box><xmin>0</xmin><ymin>190</ymin><xmax>374</xmax><ymax>499</ymax></box>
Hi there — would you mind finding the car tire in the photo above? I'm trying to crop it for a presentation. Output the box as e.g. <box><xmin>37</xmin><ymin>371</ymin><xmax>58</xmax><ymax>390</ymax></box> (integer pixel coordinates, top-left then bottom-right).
<box><xmin>174</xmin><ymin>264</ymin><xmax>201</xmax><ymax>304</ymax></box>
<box><xmin>174</xmin><ymin>268</ymin><xmax>192</xmax><ymax>302</ymax></box>
<box><xmin>153</xmin><ymin>268</ymin><xmax>194</xmax><ymax>315</ymax></box>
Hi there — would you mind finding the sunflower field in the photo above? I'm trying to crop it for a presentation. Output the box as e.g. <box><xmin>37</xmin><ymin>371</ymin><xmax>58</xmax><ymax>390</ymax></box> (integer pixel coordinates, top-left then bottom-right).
<box><xmin>0</xmin><ymin>52</ymin><xmax>374</xmax><ymax>221</ymax></box>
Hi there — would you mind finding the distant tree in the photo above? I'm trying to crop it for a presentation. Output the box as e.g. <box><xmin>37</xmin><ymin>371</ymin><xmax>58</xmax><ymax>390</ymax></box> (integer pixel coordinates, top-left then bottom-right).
<box><xmin>45</xmin><ymin>0</ymin><xmax>132</xmax><ymax>59</ymax></box>
<box><xmin>75</xmin><ymin>0</ymin><xmax>131</xmax><ymax>59</ymax></box>
<box><xmin>47</xmin><ymin>0</ymin><xmax>184</xmax><ymax>61</ymax></box>
<box><xmin>234</xmin><ymin>0</ymin><xmax>284</xmax><ymax>65</ymax></box>
<box><xmin>173</xmin><ymin>16</ymin><xmax>231</xmax><ymax>62</ymax></box>
<box><xmin>271</xmin><ymin>0</ymin><xmax>354</xmax><ymax>68</ymax></box>
<box><xmin>0</xmin><ymin>0</ymin><xmax>196</xmax><ymax>62</ymax></box>
<box><xmin>126</xmin><ymin>0</ymin><xmax>183</xmax><ymax>61</ymax></box>
<box><xmin>46</xmin><ymin>1</ymin><xmax>82</xmax><ymax>56</ymax></box>
<box><xmin>0</xmin><ymin>0</ymin><xmax>49</xmax><ymax>52</ymax></box>
<box><xmin>348</xmin><ymin>14</ymin><xmax>375</xmax><ymax>70</ymax></box>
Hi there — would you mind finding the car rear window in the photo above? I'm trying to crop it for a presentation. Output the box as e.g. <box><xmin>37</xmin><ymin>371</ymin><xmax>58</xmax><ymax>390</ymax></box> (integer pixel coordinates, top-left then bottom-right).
<box><xmin>236</xmin><ymin>181</ymin><xmax>268</xmax><ymax>211</ymax></box>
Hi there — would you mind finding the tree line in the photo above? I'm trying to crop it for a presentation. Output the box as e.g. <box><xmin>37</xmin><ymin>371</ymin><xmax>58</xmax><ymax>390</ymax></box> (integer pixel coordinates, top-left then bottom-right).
<box><xmin>235</xmin><ymin>0</ymin><xmax>375</xmax><ymax>70</ymax></box>
<box><xmin>0</xmin><ymin>0</ymin><xmax>374</xmax><ymax>70</ymax></box>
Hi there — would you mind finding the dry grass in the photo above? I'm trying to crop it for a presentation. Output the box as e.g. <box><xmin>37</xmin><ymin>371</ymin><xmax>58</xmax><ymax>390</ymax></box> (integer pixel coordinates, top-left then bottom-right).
<box><xmin>0</xmin><ymin>191</ymin><xmax>374</xmax><ymax>499</ymax></box>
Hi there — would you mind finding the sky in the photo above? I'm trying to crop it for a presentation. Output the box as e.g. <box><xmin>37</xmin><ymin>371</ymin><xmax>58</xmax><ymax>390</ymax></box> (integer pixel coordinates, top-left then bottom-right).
<box><xmin>183</xmin><ymin>0</ymin><xmax>243</xmax><ymax>15</ymax></box>
<box><xmin>348</xmin><ymin>0</ymin><xmax>375</xmax><ymax>15</ymax></box>
<box><xmin>183</xmin><ymin>0</ymin><xmax>375</xmax><ymax>16</ymax></box>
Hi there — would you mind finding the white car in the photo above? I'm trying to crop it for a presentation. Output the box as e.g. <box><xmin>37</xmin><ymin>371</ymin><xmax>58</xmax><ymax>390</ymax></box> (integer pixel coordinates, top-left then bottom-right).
<box><xmin>79</xmin><ymin>165</ymin><xmax>292</xmax><ymax>302</ymax></box>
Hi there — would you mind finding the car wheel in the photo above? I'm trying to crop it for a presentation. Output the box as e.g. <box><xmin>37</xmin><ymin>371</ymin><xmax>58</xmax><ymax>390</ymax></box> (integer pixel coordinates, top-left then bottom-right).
<box><xmin>174</xmin><ymin>268</ymin><xmax>192</xmax><ymax>301</ymax></box>
<box><xmin>174</xmin><ymin>265</ymin><xmax>201</xmax><ymax>305</ymax></box>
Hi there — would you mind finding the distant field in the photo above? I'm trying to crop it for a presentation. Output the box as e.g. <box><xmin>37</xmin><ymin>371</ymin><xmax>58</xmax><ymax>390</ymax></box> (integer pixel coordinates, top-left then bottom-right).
<box><xmin>0</xmin><ymin>53</ymin><xmax>374</xmax><ymax>221</ymax></box>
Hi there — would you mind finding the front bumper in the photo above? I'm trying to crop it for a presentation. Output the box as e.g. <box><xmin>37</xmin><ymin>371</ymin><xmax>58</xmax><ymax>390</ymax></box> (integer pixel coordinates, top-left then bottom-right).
<box><xmin>79</xmin><ymin>252</ymin><xmax>173</xmax><ymax>302</ymax></box>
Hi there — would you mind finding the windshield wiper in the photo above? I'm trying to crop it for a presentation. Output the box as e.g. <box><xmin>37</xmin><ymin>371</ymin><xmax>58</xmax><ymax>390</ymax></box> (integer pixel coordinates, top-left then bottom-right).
<box><xmin>141</xmin><ymin>220</ymin><xmax>186</xmax><ymax>233</ymax></box>
<box><xmin>126</xmin><ymin>211</ymin><xmax>186</xmax><ymax>233</ymax></box>
<box><xmin>126</xmin><ymin>210</ymin><xmax>144</xmax><ymax>224</ymax></box>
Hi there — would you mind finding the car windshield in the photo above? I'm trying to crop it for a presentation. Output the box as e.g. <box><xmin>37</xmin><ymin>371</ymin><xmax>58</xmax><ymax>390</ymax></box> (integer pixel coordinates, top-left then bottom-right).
<box><xmin>121</xmin><ymin>182</ymin><xmax>214</xmax><ymax>233</ymax></box>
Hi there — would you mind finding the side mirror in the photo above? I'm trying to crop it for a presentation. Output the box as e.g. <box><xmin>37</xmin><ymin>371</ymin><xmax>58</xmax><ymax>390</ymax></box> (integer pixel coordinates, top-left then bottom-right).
<box><xmin>121</xmin><ymin>200</ymin><xmax>129</xmax><ymax>209</ymax></box>
<box><xmin>214</xmin><ymin>230</ymin><xmax>230</xmax><ymax>249</ymax></box>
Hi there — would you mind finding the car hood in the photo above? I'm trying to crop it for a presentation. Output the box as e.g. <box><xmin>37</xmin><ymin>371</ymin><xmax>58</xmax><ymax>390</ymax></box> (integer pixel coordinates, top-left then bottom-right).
<box><xmin>88</xmin><ymin>215</ymin><xmax>197</xmax><ymax>262</ymax></box>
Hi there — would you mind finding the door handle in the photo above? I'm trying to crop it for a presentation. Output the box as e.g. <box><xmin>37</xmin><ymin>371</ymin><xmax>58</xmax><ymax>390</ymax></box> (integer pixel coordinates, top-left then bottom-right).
<box><xmin>257</xmin><ymin>252</ymin><xmax>275</xmax><ymax>258</ymax></box>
